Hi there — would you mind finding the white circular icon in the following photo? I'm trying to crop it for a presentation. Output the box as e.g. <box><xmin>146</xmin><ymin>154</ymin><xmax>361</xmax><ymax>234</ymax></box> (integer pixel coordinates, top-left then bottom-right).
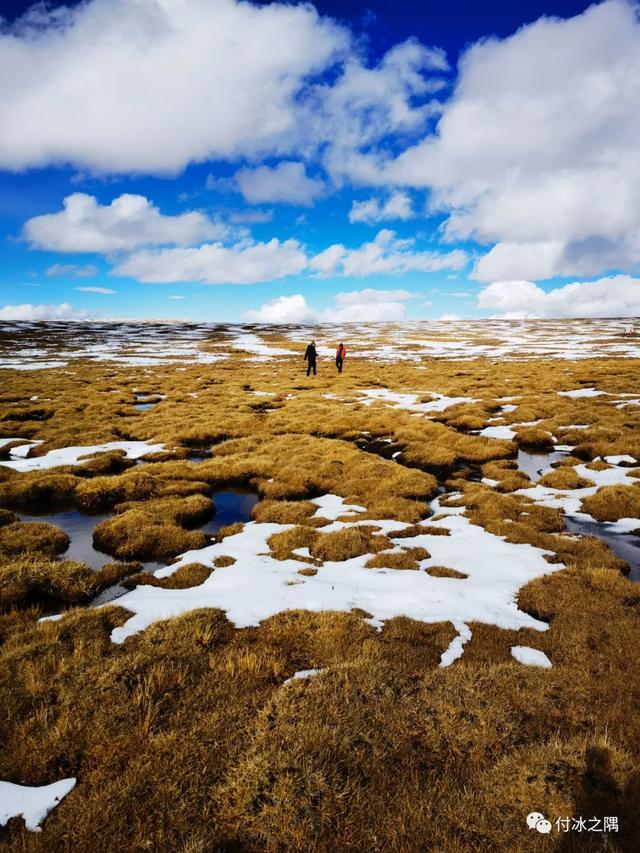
<box><xmin>527</xmin><ymin>812</ymin><xmax>545</xmax><ymax>829</ymax></box>
<box><xmin>536</xmin><ymin>819</ymin><xmax>552</xmax><ymax>834</ymax></box>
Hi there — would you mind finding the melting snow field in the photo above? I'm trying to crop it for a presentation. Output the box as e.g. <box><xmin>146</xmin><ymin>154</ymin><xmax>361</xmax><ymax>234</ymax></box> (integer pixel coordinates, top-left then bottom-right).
<box><xmin>515</xmin><ymin>459</ymin><xmax>640</xmax><ymax>523</ymax></box>
<box><xmin>354</xmin><ymin>388</ymin><xmax>478</xmax><ymax>414</ymax></box>
<box><xmin>0</xmin><ymin>440</ymin><xmax>165</xmax><ymax>471</ymax></box>
<box><xmin>104</xmin><ymin>494</ymin><xmax>561</xmax><ymax>667</ymax></box>
<box><xmin>0</xmin><ymin>778</ymin><xmax>76</xmax><ymax>832</ymax></box>
<box><xmin>2</xmin><ymin>318</ymin><xmax>639</xmax><ymax>370</ymax></box>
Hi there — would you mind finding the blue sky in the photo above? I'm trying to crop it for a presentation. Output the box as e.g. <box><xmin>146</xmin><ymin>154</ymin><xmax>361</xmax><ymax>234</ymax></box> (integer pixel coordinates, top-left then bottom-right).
<box><xmin>1</xmin><ymin>0</ymin><xmax>639</xmax><ymax>323</ymax></box>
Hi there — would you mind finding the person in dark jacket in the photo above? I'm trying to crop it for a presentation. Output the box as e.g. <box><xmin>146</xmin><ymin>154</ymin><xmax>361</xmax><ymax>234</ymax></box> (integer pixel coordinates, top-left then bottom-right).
<box><xmin>304</xmin><ymin>339</ymin><xmax>317</xmax><ymax>376</ymax></box>
<box><xmin>335</xmin><ymin>342</ymin><xmax>346</xmax><ymax>373</ymax></box>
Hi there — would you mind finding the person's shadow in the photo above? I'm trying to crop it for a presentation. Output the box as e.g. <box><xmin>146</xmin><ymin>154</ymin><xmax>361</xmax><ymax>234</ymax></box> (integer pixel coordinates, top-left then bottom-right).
<box><xmin>560</xmin><ymin>745</ymin><xmax>639</xmax><ymax>851</ymax></box>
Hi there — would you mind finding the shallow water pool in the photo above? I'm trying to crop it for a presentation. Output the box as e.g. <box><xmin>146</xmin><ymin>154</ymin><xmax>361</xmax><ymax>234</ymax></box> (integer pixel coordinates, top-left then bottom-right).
<box><xmin>565</xmin><ymin>516</ymin><xmax>640</xmax><ymax>582</ymax></box>
<box><xmin>199</xmin><ymin>490</ymin><xmax>259</xmax><ymax>537</ymax></box>
<box><xmin>516</xmin><ymin>449</ymin><xmax>569</xmax><ymax>481</ymax></box>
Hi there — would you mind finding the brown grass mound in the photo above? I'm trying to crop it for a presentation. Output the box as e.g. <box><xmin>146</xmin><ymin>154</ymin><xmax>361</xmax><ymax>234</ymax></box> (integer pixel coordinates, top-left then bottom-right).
<box><xmin>75</xmin><ymin>471</ymin><xmax>158</xmax><ymax>512</ymax></box>
<box><xmin>93</xmin><ymin>510</ymin><xmax>208</xmax><ymax>561</ymax></box>
<box><xmin>310</xmin><ymin>526</ymin><xmax>389</xmax><ymax>562</ymax></box>
<box><xmin>251</xmin><ymin>499</ymin><xmax>317</xmax><ymax>525</ymax></box>
<box><xmin>124</xmin><ymin>563</ymin><xmax>212</xmax><ymax>590</ymax></box>
<box><xmin>538</xmin><ymin>467</ymin><xmax>595</xmax><ymax>489</ymax></box>
<box><xmin>393</xmin><ymin>523</ymin><xmax>450</xmax><ymax>538</ymax></box>
<box><xmin>268</xmin><ymin>526</ymin><xmax>317</xmax><ymax>560</ymax></box>
<box><xmin>581</xmin><ymin>483</ymin><xmax>640</xmax><ymax>522</ymax></box>
<box><xmin>0</xmin><ymin>555</ymin><xmax>138</xmax><ymax>610</ymax></box>
<box><xmin>425</xmin><ymin>565</ymin><xmax>467</xmax><ymax>579</ymax></box>
<box><xmin>514</xmin><ymin>427</ymin><xmax>555</xmax><ymax>450</ymax></box>
<box><xmin>585</xmin><ymin>458</ymin><xmax>611</xmax><ymax>471</ymax></box>
<box><xmin>0</xmin><ymin>473</ymin><xmax>78</xmax><ymax>509</ymax></box>
<box><xmin>0</xmin><ymin>508</ymin><xmax>17</xmax><ymax>526</ymax></box>
<box><xmin>115</xmin><ymin>493</ymin><xmax>213</xmax><ymax>527</ymax></box>
<box><xmin>216</xmin><ymin>522</ymin><xmax>244</xmax><ymax>541</ymax></box>
<box><xmin>0</xmin><ymin>521</ymin><xmax>69</xmax><ymax>557</ymax></box>
<box><xmin>365</xmin><ymin>546</ymin><xmax>430</xmax><ymax>570</ymax></box>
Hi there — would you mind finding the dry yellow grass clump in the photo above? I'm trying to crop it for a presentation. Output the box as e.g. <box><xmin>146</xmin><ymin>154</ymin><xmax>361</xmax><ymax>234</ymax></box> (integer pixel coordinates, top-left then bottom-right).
<box><xmin>0</xmin><ymin>521</ymin><xmax>69</xmax><ymax>558</ymax></box>
<box><xmin>0</xmin><ymin>328</ymin><xmax>639</xmax><ymax>850</ymax></box>
<box><xmin>581</xmin><ymin>483</ymin><xmax>640</xmax><ymax>522</ymax></box>
<box><xmin>538</xmin><ymin>467</ymin><xmax>595</xmax><ymax>489</ymax></box>
<box><xmin>93</xmin><ymin>494</ymin><xmax>213</xmax><ymax>561</ymax></box>
<box><xmin>0</xmin><ymin>555</ymin><xmax>138</xmax><ymax>611</ymax></box>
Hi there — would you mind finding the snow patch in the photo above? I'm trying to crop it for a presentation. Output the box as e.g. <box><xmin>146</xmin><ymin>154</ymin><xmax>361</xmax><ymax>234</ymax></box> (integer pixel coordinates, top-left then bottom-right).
<box><xmin>511</xmin><ymin>646</ymin><xmax>552</xmax><ymax>668</ymax></box>
<box><xmin>0</xmin><ymin>778</ymin><xmax>76</xmax><ymax>832</ymax></box>
<box><xmin>101</xmin><ymin>493</ymin><xmax>561</xmax><ymax>649</ymax></box>
<box><xmin>283</xmin><ymin>668</ymin><xmax>324</xmax><ymax>685</ymax></box>
<box><xmin>0</xmin><ymin>440</ymin><xmax>165</xmax><ymax>472</ymax></box>
<box><xmin>356</xmin><ymin>388</ymin><xmax>477</xmax><ymax>414</ymax></box>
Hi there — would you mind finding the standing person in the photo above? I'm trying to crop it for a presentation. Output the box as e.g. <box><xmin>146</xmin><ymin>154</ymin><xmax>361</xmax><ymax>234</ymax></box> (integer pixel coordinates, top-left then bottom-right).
<box><xmin>335</xmin><ymin>342</ymin><xmax>346</xmax><ymax>373</ymax></box>
<box><xmin>304</xmin><ymin>339</ymin><xmax>317</xmax><ymax>376</ymax></box>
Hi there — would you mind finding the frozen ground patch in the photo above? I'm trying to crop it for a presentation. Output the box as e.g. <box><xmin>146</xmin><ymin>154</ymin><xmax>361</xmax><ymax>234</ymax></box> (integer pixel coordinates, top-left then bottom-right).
<box><xmin>354</xmin><ymin>388</ymin><xmax>477</xmax><ymax>414</ymax></box>
<box><xmin>558</xmin><ymin>388</ymin><xmax>605</xmax><ymax>398</ymax></box>
<box><xmin>0</xmin><ymin>440</ymin><xmax>164</xmax><ymax>472</ymax></box>
<box><xmin>0</xmin><ymin>778</ymin><xmax>76</xmax><ymax>832</ymax></box>
<box><xmin>228</xmin><ymin>332</ymin><xmax>296</xmax><ymax>359</ymax></box>
<box><xmin>99</xmin><ymin>493</ymin><xmax>561</xmax><ymax>656</ymax></box>
<box><xmin>515</xmin><ymin>459</ymin><xmax>639</xmax><ymax>517</ymax></box>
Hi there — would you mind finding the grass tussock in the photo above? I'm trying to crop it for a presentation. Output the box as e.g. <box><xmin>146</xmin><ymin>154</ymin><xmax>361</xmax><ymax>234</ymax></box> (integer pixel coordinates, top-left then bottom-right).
<box><xmin>0</xmin><ymin>521</ymin><xmax>69</xmax><ymax>557</ymax></box>
<box><xmin>93</xmin><ymin>510</ymin><xmax>208</xmax><ymax>561</ymax></box>
<box><xmin>538</xmin><ymin>467</ymin><xmax>595</xmax><ymax>489</ymax></box>
<box><xmin>514</xmin><ymin>427</ymin><xmax>555</xmax><ymax>450</ymax></box>
<box><xmin>393</xmin><ymin>523</ymin><xmax>451</xmax><ymax>538</ymax></box>
<box><xmin>425</xmin><ymin>565</ymin><xmax>467</xmax><ymax>578</ymax></box>
<box><xmin>124</xmin><ymin>563</ymin><xmax>213</xmax><ymax>590</ymax></box>
<box><xmin>581</xmin><ymin>483</ymin><xmax>640</xmax><ymax>522</ymax></box>
<box><xmin>310</xmin><ymin>526</ymin><xmax>389</xmax><ymax>562</ymax></box>
<box><xmin>365</xmin><ymin>546</ymin><xmax>430</xmax><ymax>570</ymax></box>
<box><xmin>251</xmin><ymin>499</ymin><xmax>317</xmax><ymax>525</ymax></box>
<box><xmin>0</xmin><ymin>555</ymin><xmax>138</xmax><ymax>610</ymax></box>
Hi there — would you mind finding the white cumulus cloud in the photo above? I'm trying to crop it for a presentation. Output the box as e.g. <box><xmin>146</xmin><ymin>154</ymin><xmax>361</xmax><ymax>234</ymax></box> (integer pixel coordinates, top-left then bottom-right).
<box><xmin>311</xmin><ymin>229</ymin><xmax>467</xmax><ymax>277</ymax></box>
<box><xmin>389</xmin><ymin>0</ymin><xmax>640</xmax><ymax>280</ymax></box>
<box><xmin>25</xmin><ymin>193</ymin><xmax>228</xmax><ymax>253</ymax></box>
<box><xmin>113</xmin><ymin>238</ymin><xmax>307</xmax><ymax>285</ymax></box>
<box><xmin>348</xmin><ymin>192</ymin><xmax>413</xmax><ymax>224</ymax></box>
<box><xmin>478</xmin><ymin>275</ymin><xmax>640</xmax><ymax>318</ymax></box>
<box><xmin>243</xmin><ymin>288</ymin><xmax>417</xmax><ymax>323</ymax></box>
<box><xmin>0</xmin><ymin>0</ymin><xmax>349</xmax><ymax>173</ymax></box>
<box><xmin>235</xmin><ymin>161</ymin><xmax>324</xmax><ymax>206</ymax></box>
<box><xmin>244</xmin><ymin>294</ymin><xmax>317</xmax><ymax>323</ymax></box>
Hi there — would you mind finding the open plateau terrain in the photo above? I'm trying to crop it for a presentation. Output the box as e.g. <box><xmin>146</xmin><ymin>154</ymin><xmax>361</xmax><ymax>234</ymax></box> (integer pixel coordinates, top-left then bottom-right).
<box><xmin>0</xmin><ymin>318</ymin><xmax>639</xmax><ymax>851</ymax></box>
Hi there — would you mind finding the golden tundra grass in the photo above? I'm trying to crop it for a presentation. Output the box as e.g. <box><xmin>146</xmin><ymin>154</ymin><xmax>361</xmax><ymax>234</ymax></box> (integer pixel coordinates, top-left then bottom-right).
<box><xmin>0</xmin><ymin>325</ymin><xmax>639</xmax><ymax>851</ymax></box>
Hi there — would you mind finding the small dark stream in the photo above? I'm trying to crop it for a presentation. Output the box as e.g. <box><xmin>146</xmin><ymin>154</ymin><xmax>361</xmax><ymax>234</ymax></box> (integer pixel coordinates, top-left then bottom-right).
<box><xmin>17</xmin><ymin>507</ymin><xmax>150</xmax><ymax>572</ymax></box>
<box><xmin>19</xmin><ymin>489</ymin><xmax>259</xmax><ymax>606</ymax></box>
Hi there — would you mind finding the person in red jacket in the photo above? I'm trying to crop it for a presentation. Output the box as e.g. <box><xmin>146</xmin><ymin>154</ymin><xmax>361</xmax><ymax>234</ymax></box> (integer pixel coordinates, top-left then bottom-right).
<box><xmin>335</xmin><ymin>342</ymin><xmax>346</xmax><ymax>373</ymax></box>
